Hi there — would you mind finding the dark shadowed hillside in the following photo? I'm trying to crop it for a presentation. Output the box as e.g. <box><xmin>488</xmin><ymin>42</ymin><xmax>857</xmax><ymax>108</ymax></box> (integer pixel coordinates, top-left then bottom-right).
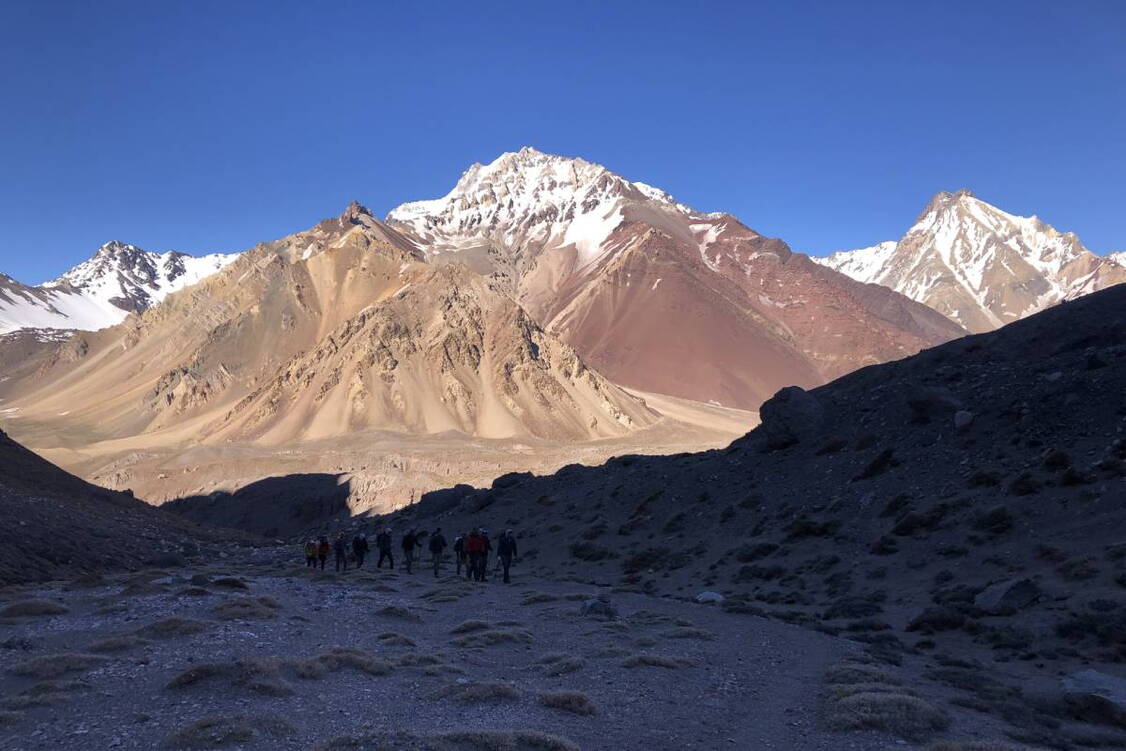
<box><xmin>0</xmin><ymin>429</ymin><xmax>243</xmax><ymax>585</ymax></box>
<box><xmin>336</xmin><ymin>284</ymin><xmax>1126</xmax><ymax>747</ymax></box>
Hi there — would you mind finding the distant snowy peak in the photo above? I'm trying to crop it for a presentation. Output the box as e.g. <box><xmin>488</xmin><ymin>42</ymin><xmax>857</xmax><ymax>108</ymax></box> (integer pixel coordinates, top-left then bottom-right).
<box><xmin>387</xmin><ymin>146</ymin><xmax>697</xmax><ymax>251</ymax></box>
<box><xmin>816</xmin><ymin>190</ymin><xmax>1126</xmax><ymax>333</ymax></box>
<box><xmin>0</xmin><ymin>242</ymin><xmax>239</xmax><ymax>334</ymax></box>
<box><xmin>813</xmin><ymin>241</ymin><xmax>898</xmax><ymax>285</ymax></box>
<box><xmin>1109</xmin><ymin>251</ymin><xmax>1126</xmax><ymax>269</ymax></box>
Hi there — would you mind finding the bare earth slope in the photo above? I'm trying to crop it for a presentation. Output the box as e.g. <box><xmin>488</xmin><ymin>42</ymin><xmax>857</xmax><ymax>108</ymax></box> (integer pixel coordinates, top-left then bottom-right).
<box><xmin>1</xmin><ymin>203</ymin><xmax>657</xmax><ymax>449</ymax></box>
<box><xmin>389</xmin><ymin>147</ymin><xmax>965</xmax><ymax>409</ymax></box>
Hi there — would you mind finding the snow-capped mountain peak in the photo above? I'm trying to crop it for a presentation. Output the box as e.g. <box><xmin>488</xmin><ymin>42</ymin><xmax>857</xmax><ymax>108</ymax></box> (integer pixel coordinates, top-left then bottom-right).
<box><xmin>1107</xmin><ymin>251</ymin><xmax>1126</xmax><ymax>269</ymax></box>
<box><xmin>387</xmin><ymin>147</ymin><xmax>697</xmax><ymax>256</ymax></box>
<box><xmin>814</xmin><ymin>191</ymin><xmax>1126</xmax><ymax>333</ymax></box>
<box><xmin>0</xmin><ymin>242</ymin><xmax>239</xmax><ymax>334</ymax></box>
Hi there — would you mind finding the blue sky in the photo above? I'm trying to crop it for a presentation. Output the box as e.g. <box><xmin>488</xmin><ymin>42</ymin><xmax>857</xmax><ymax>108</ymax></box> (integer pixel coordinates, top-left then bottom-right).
<box><xmin>1</xmin><ymin>0</ymin><xmax>1123</xmax><ymax>283</ymax></box>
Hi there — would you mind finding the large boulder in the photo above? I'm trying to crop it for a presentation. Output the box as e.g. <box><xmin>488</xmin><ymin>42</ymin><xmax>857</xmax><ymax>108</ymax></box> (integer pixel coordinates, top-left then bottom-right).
<box><xmin>1062</xmin><ymin>670</ymin><xmax>1126</xmax><ymax>728</ymax></box>
<box><xmin>758</xmin><ymin>386</ymin><xmax>824</xmax><ymax>449</ymax></box>
<box><xmin>974</xmin><ymin>578</ymin><xmax>1041</xmax><ymax>614</ymax></box>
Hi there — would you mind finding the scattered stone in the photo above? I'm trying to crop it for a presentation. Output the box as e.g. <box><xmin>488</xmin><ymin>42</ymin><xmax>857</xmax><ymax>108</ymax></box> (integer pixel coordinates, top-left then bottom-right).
<box><xmin>1063</xmin><ymin>670</ymin><xmax>1126</xmax><ymax>728</ymax></box>
<box><xmin>580</xmin><ymin>593</ymin><xmax>619</xmax><ymax>619</ymax></box>
<box><xmin>974</xmin><ymin>578</ymin><xmax>1041</xmax><ymax>615</ymax></box>
<box><xmin>695</xmin><ymin>591</ymin><xmax>725</xmax><ymax>604</ymax></box>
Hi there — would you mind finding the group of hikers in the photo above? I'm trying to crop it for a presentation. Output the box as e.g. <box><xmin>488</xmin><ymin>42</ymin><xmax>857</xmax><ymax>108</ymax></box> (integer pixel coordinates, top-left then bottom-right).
<box><xmin>301</xmin><ymin>527</ymin><xmax>520</xmax><ymax>583</ymax></box>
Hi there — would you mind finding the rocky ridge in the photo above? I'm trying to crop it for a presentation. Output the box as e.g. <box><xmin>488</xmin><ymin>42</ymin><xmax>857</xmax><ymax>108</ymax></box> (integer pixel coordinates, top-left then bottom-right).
<box><xmin>816</xmin><ymin>190</ymin><xmax>1126</xmax><ymax>333</ymax></box>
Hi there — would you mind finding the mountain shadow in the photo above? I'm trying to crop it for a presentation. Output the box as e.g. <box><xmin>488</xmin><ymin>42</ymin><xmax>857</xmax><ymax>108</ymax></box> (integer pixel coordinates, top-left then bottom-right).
<box><xmin>164</xmin><ymin>473</ymin><xmax>352</xmax><ymax>538</ymax></box>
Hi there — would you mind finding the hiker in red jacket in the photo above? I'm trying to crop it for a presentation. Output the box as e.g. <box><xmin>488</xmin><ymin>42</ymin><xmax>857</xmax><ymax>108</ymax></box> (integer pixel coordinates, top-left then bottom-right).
<box><xmin>464</xmin><ymin>529</ymin><xmax>486</xmax><ymax>582</ymax></box>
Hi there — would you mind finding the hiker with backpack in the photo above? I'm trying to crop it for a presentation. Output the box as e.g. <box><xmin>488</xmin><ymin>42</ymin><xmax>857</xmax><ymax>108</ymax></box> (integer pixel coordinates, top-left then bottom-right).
<box><xmin>333</xmin><ymin>533</ymin><xmax>349</xmax><ymax>572</ymax></box>
<box><xmin>429</xmin><ymin>527</ymin><xmax>448</xmax><ymax>577</ymax></box>
<box><xmin>497</xmin><ymin>529</ymin><xmax>519</xmax><ymax>584</ymax></box>
<box><xmin>316</xmin><ymin>536</ymin><xmax>331</xmax><ymax>570</ymax></box>
<box><xmin>479</xmin><ymin>528</ymin><xmax>493</xmax><ymax>582</ymax></box>
<box><xmin>376</xmin><ymin>528</ymin><xmax>394</xmax><ymax>569</ymax></box>
<box><xmin>453</xmin><ymin>531</ymin><xmax>466</xmax><ymax>577</ymax></box>
<box><xmin>401</xmin><ymin>529</ymin><xmax>419</xmax><ymax>574</ymax></box>
<box><xmin>303</xmin><ymin>539</ymin><xmax>317</xmax><ymax>568</ymax></box>
<box><xmin>352</xmin><ymin>533</ymin><xmax>370</xmax><ymax>568</ymax></box>
<box><xmin>464</xmin><ymin>529</ymin><xmax>485</xmax><ymax>581</ymax></box>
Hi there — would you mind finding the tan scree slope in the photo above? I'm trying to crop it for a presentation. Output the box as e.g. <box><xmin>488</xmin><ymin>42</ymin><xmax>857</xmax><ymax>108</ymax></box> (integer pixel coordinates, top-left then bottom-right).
<box><xmin>3</xmin><ymin>203</ymin><xmax>659</xmax><ymax>451</ymax></box>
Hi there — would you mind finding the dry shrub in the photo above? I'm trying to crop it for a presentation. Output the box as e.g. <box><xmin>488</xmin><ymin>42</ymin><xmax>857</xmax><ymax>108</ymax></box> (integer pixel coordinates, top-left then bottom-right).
<box><xmin>175</xmin><ymin>587</ymin><xmax>211</xmax><ymax>597</ymax></box>
<box><xmin>621</xmin><ymin>654</ymin><xmax>690</xmax><ymax>669</ymax></box>
<box><xmin>8</xmin><ymin>654</ymin><xmax>107</xmax><ymax>679</ymax></box>
<box><xmin>378</xmin><ymin>632</ymin><xmax>416</xmax><ymax>647</ymax></box>
<box><xmin>450</xmin><ymin>619</ymin><xmax>493</xmax><ymax>634</ymax></box>
<box><xmin>376</xmin><ymin>605</ymin><xmax>422</xmax><ymax>621</ymax></box>
<box><xmin>0</xmin><ymin>600</ymin><xmax>68</xmax><ymax>617</ymax></box>
<box><xmin>212</xmin><ymin>597</ymin><xmax>280</xmax><ymax>621</ymax></box>
<box><xmin>452</xmin><ymin>629</ymin><xmax>533</xmax><ymax>648</ymax></box>
<box><xmin>927</xmin><ymin>744</ymin><xmax>1020</xmax><ymax>751</ymax></box>
<box><xmin>430</xmin><ymin>681</ymin><xmax>519</xmax><ymax>704</ymax></box>
<box><xmin>521</xmin><ymin>592</ymin><xmax>558</xmax><ymax>605</ymax></box>
<box><xmin>824</xmin><ymin>664</ymin><xmax>900</xmax><ymax>686</ymax></box>
<box><xmin>166</xmin><ymin>659</ymin><xmax>292</xmax><ymax>697</ymax></box>
<box><xmin>538</xmin><ymin>654</ymin><xmax>585</xmax><ymax>676</ymax></box>
<box><xmin>396</xmin><ymin>653</ymin><xmax>444</xmax><ymax>668</ymax></box>
<box><xmin>316</xmin><ymin>729</ymin><xmax>579</xmax><ymax>751</ymax></box>
<box><xmin>287</xmin><ymin>648</ymin><xmax>392</xmax><ymax>679</ymax></box>
<box><xmin>211</xmin><ymin>577</ymin><xmax>250</xmax><ymax>590</ymax></box>
<box><xmin>829</xmin><ymin>682</ymin><xmax>918</xmax><ymax>699</ymax></box>
<box><xmin>164</xmin><ymin>714</ymin><xmax>296</xmax><ymax>748</ymax></box>
<box><xmin>89</xmin><ymin>636</ymin><xmax>150</xmax><ymax>653</ymax></box>
<box><xmin>826</xmin><ymin>692</ymin><xmax>949</xmax><ymax>741</ymax></box>
<box><xmin>662</xmin><ymin>628</ymin><xmax>714</xmax><ymax>641</ymax></box>
<box><xmin>540</xmin><ymin>691</ymin><xmax>597</xmax><ymax>715</ymax></box>
<box><xmin>2</xmin><ymin>679</ymin><xmax>90</xmax><ymax>709</ymax></box>
<box><xmin>0</xmin><ymin>710</ymin><xmax>21</xmax><ymax>726</ymax></box>
<box><xmin>136</xmin><ymin>617</ymin><xmax>209</xmax><ymax>639</ymax></box>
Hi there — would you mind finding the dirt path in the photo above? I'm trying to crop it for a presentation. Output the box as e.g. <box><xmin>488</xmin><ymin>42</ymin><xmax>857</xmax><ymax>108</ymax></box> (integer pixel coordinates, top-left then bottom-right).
<box><xmin>0</xmin><ymin>557</ymin><xmax>902</xmax><ymax>750</ymax></box>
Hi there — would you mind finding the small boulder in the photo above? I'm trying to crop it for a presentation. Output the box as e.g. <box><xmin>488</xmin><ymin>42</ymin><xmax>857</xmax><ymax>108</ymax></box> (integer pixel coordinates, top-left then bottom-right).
<box><xmin>1062</xmin><ymin>670</ymin><xmax>1126</xmax><ymax>728</ymax></box>
<box><xmin>906</xmin><ymin>606</ymin><xmax>965</xmax><ymax>633</ymax></box>
<box><xmin>580</xmin><ymin>594</ymin><xmax>619</xmax><ymax>620</ymax></box>
<box><xmin>695</xmin><ymin>592</ymin><xmax>725</xmax><ymax>604</ymax></box>
<box><xmin>974</xmin><ymin>578</ymin><xmax>1040</xmax><ymax>614</ymax></box>
<box><xmin>954</xmin><ymin>410</ymin><xmax>975</xmax><ymax>430</ymax></box>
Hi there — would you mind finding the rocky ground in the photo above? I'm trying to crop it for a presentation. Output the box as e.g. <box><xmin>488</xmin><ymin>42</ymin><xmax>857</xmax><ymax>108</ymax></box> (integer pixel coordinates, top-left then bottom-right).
<box><xmin>0</xmin><ymin>552</ymin><xmax>965</xmax><ymax>751</ymax></box>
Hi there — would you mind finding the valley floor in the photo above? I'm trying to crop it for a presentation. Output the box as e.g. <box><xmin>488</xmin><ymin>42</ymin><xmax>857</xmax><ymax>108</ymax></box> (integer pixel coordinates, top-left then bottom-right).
<box><xmin>0</xmin><ymin>552</ymin><xmax>952</xmax><ymax>751</ymax></box>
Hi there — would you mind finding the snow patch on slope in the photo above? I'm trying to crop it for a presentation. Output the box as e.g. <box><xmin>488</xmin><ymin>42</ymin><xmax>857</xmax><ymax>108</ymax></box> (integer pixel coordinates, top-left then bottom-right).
<box><xmin>0</xmin><ymin>242</ymin><xmax>239</xmax><ymax>334</ymax></box>
<box><xmin>814</xmin><ymin>241</ymin><xmax>898</xmax><ymax>284</ymax></box>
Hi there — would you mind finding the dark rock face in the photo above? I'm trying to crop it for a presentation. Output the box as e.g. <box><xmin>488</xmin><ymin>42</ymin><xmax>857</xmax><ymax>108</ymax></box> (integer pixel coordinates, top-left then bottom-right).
<box><xmin>758</xmin><ymin>386</ymin><xmax>824</xmax><ymax>449</ymax></box>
